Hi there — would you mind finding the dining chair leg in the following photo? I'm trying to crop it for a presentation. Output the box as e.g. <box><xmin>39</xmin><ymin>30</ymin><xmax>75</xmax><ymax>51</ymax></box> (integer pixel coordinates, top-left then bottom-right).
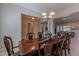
<box><xmin>61</xmin><ymin>49</ymin><xmax>63</xmax><ymax>56</ymax></box>
<box><xmin>38</xmin><ymin>44</ymin><xmax>41</xmax><ymax>56</ymax></box>
<box><xmin>38</xmin><ymin>50</ymin><xmax>41</xmax><ymax>56</ymax></box>
<box><xmin>64</xmin><ymin>49</ymin><xmax>67</xmax><ymax>56</ymax></box>
<box><xmin>68</xmin><ymin>48</ymin><xmax>70</xmax><ymax>54</ymax></box>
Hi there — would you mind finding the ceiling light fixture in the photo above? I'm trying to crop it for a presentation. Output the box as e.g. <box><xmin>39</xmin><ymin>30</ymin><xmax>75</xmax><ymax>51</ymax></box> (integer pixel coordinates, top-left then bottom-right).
<box><xmin>48</xmin><ymin>15</ymin><xmax>52</xmax><ymax>18</ymax></box>
<box><xmin>42</xmin><ymin>15</ymin><xmax>47</xmax><ymax>18</ymax></box>
<box><xmin>32</xmin><ymin>17</ymin><xmax>35</xmax><ymax>19</ymax></box>
<box><xmin>49</xmin><ymin>12</ymin><xmax>55</xmax><ymax>16</ymax></box>
<box><xmin>41</xmin><ymin>12</ymin><xmax>47</xmax><ymax>16</ymax></box>
<box><xmin>41</xmin><ymin>12</ymin><xmax>55</xmax><ymax>19</ymax></box>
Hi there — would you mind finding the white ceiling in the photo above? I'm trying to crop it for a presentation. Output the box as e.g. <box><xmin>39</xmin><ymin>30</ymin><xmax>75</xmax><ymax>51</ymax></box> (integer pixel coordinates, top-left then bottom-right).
<box><xmin>15</xmin><ymin>3</ymin><xmax>79</xmax><ymax>22</ymax></box>
<box><xmin>15</xmin><ymin>3</ymin><xmax>75</xmax><ymax>14</ymax></box>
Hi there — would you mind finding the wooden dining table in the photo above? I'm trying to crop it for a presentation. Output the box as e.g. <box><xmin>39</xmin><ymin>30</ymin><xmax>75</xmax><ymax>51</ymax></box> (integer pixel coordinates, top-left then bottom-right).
<box><xmin>19</xmin><ymin>38</ymin><xmax>65</xmax><ymax>56</ymax></box>
<box><xmin>19</xmin><ymin>38</ymin><xmax>49</xmax><ymax>56</ymax></box>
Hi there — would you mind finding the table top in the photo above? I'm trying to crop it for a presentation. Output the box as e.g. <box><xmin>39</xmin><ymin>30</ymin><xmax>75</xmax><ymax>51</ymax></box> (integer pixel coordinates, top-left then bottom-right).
<box><xmin>19</xmin><ymin>38</ymin><xmax>65</xmax><ymax>56</ymax></box>
<box><xmin>19</xmin><ymin>39</ymin><xmax>49</xmax><ymax>56</ymax></box>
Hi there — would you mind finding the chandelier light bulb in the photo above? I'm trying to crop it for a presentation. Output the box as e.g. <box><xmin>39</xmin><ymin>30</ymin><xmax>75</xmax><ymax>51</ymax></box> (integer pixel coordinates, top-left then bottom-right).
<box><xmin>48</xmin><ymin>15</ymin><xmax>52</xmax><ymax>18</ymax></box>
<box><xmin>41</xmin><ymin>12</ymin><xmax>47</xmax><ymax>16</ymax></box>
<box><xmin>42</xmin><ymin>15</ymin><xmax>47</xmax><ymax>18</ymax></box>
<box><xmin>32</xmin><ymin>17</ymin><xmax>35</xmax><ymax>19</ymax></box>
<box><xmin>49</xmin><ymin>12</ymin><xmax>55</xmax><ymax>16</ymax></box>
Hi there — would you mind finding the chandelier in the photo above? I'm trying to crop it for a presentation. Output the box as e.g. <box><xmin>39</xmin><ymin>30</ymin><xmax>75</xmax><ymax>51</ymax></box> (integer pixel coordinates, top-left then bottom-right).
<box><xmin>41</xmin><ymin>12</ymin><xmax>55</xmax><ymax>19</ymax></box>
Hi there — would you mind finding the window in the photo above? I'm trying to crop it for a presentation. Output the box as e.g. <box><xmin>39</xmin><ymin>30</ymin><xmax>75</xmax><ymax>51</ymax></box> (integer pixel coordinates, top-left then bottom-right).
<box><xmin>56</xmin><ymin>25</ymin><xmax>71</xmax><ymax>32</ymax></box>
<box><xmin>63</xmin><ymin>25</ymin><xmax>70</xmax><ymax>31</ymax></box>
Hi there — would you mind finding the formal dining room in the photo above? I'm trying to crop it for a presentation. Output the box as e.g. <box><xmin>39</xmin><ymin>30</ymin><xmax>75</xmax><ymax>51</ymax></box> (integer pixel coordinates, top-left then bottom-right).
<box><xmin>0</xmin><ymin>3</ymin><xmax>79</xmax><ymax>56</ymax></box>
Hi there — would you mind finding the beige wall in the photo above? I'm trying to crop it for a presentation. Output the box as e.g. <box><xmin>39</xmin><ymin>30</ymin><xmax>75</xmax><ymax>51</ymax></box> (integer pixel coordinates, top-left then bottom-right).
<box><xmin>22</xmin><ymin>14</ymin><xmax>41</xmax><ymax>39</ymax></box>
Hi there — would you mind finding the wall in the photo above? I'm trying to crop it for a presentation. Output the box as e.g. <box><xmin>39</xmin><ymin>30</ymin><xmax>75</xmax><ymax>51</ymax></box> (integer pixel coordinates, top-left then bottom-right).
<box><xmin>34</xmin><ymin>19</ymin><xmax>41</xmax><ymax>37</ymax></box>
<box><xmin>56</xmin><ymin>21</ymin><xmax>79</xmax><ymax>32</ymax></box>
<box><xmin>0</xmin><ymin>3</ymin><xmax>40</xmax><ymax>46</ymax></box>
<box><xmin>64</xmin><ymin>22</ymin><xmax>79</xmax><ymax>33</ymax></box>
<box><xmin>54</xmin><ymin>4</ymin><xmax>79</xmax><ymax>34</ymax></box>
<box><xmin>22</xmin><ymin>15</ymin><xmax>41</xmax><ymax>39</ymax></box>
<box><xmin>0</xmin><ymin>3</ymin><xmax>40</xmax><ymax>55</ymax></box>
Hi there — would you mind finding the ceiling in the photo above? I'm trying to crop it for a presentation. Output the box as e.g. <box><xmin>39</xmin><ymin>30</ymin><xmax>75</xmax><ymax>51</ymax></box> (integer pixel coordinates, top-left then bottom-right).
<box><xmin>15</xmin><ymin>3</ymin><xmax>75</xmax><ymax>14</ymax></box>
<box><xmin>15</xmin><ymin>3</ymin><xmax>79</xmax><ymax>23</ymax></box>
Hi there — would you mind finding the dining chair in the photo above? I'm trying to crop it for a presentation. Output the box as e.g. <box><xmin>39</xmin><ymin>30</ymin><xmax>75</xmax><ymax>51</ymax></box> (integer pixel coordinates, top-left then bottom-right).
<box><xmin>44</xmin><ymin>39</ymin><xmax>53</xmax><ymax>56</ymax></box>
<box><xmin>26</xmin><ymin>33</ymin><xmax>35</xmax><ymax>40</ymax></box>
<box><xmin>70</xmin><ymin>32</ymin><xmax>75</xmax><ymax>38</ymax></box>
<box><xmin>51</xmin><ymin>35</ymin><xmax>62</xmax><ymax>56</ymax></box>
<box><xmin>19</xmin><ymin>39</ymin><xmax>37</xmax><ymax>56</ymax></box>
<box><xmin>66</xmin><ymin>33</ymin><xmax>71</xmax><ymax>55</ymax></box>
<box><xmin>37</xmin><ymin>32</ymin><xmax>44</xmax><ymax>41</ymax></box>
<box><xmin>61</xmin><ymin>32</ymin><xmax>71</xmax><ymax>56</ymax></box>
<box><xmin>3</xmin><ymin>36</ymin><xmax>19</xmax><ymax>56</ymax></box>
<box><xmin>38</xmin><ymin>39</ymin><xmax>53</xmax><ymax>56</ymax></box>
